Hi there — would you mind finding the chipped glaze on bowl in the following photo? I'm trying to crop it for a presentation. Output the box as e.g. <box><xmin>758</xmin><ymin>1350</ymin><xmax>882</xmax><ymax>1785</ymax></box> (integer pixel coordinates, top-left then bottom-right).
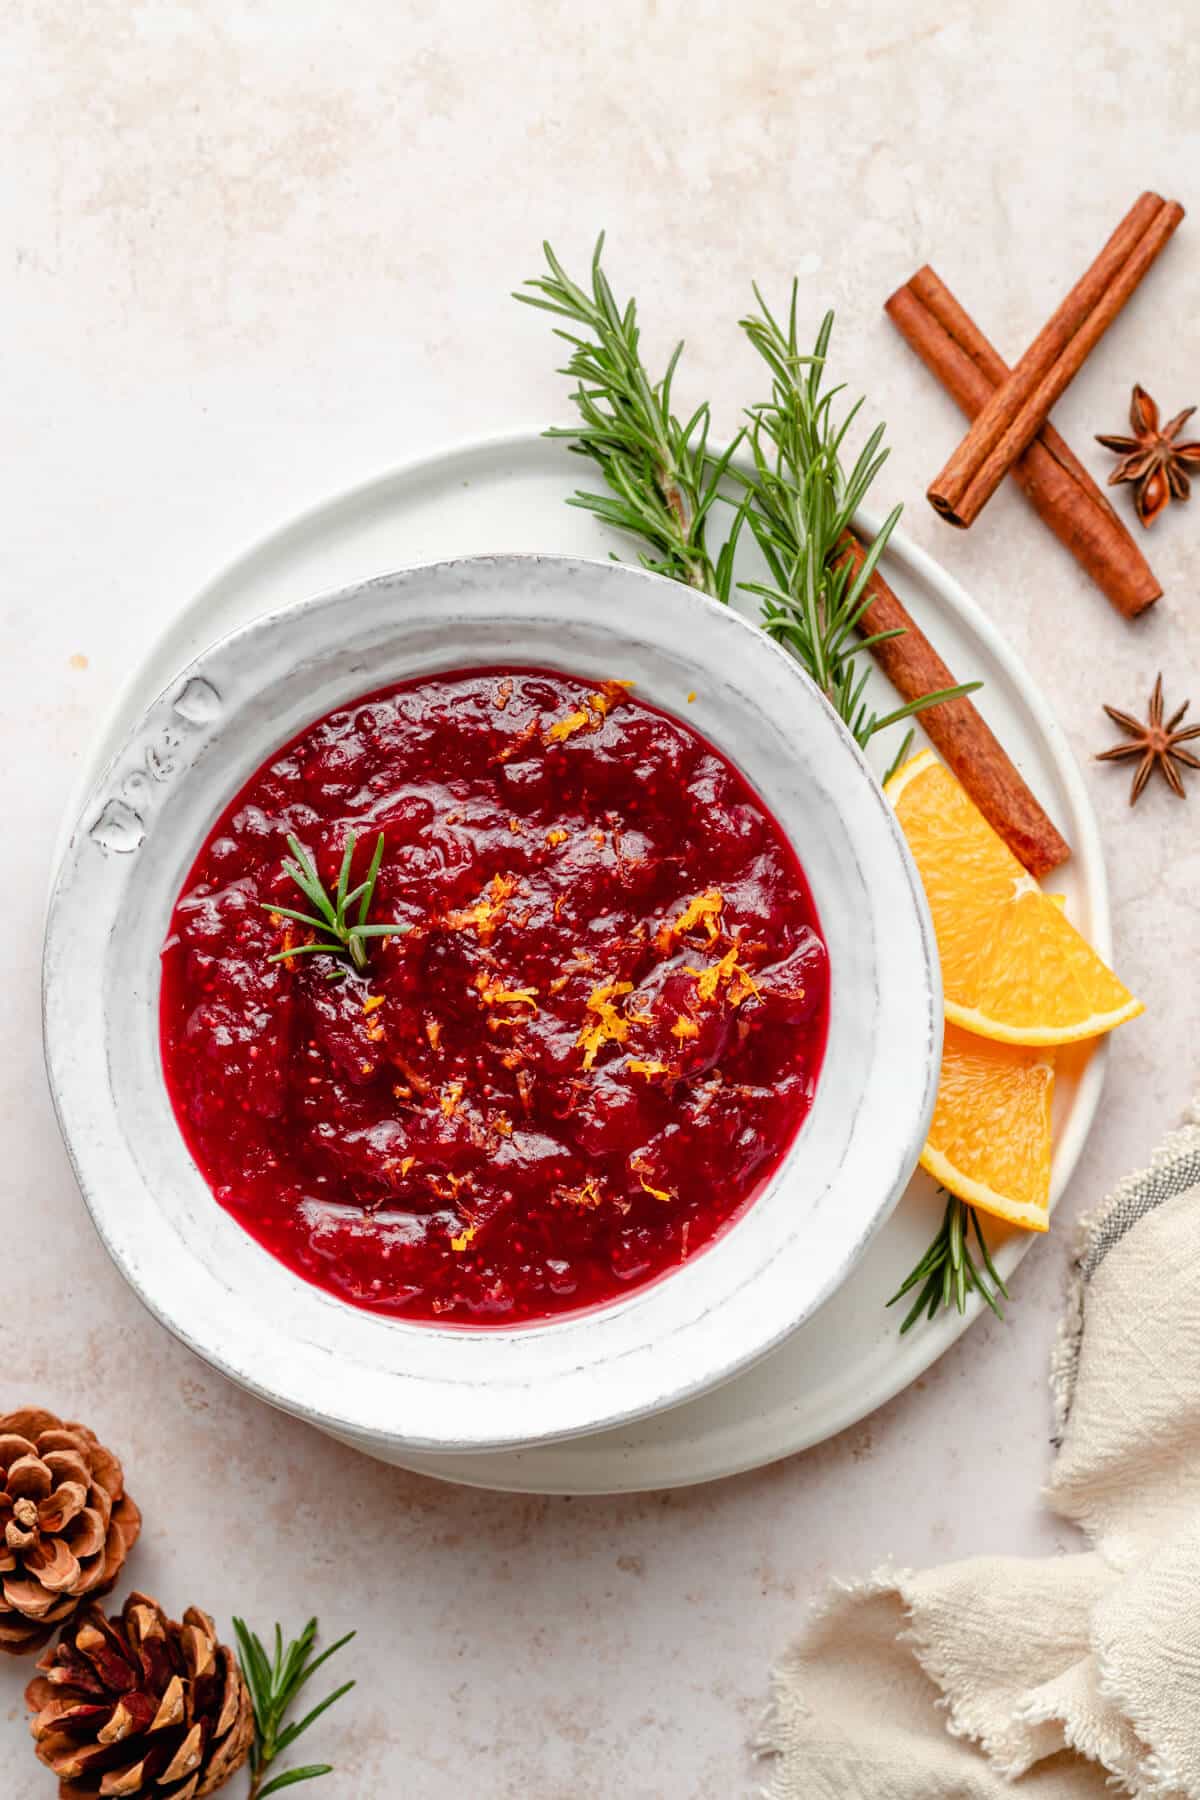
<box><xmin>43</xmin><ymin>555</ymin><xmax>940</xmax><ymax>1454</ymax></box>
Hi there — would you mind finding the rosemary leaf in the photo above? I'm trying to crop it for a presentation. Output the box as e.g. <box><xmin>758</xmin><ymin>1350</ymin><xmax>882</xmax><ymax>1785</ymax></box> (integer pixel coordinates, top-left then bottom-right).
<box><xmin>736</xmin><ymin>287</ymin><xmax>981</xmax><ymax>751</ymax></box>
<box><xmin>234</xmin><ymin>1616</ymin><xmax>356</xmax><ymax>1800</ymax></box>
<box><xmin>256</xmin><ymin>1769</ymin><xmax>335</xmax><ymax>1797</ymax></box>
<box><xmin>516</xmin><ymin>235</ymin><xmax>743</xmax><ymax>599</ymax></box>
<box><xmin>261</xmin><ymin>832</ymin><xmax>405</xmax><ymax>973</ymax></box>
<box><xmin>888</xmin><ymin>1192</ymin><xmax>1010</xmax><ymax>1333</ymax></box>
<box><xmin>882</xmin><ymin>728</ymin><xmax>916</xmax><ymax>786</ymax></box>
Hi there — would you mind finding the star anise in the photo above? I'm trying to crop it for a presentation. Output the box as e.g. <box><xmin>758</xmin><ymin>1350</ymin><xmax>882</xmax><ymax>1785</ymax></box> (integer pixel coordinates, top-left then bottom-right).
<box><xmin>1097</xmin><ymin>673</ymin><xmax>1200</xmax><ymax>804</ymax></box>
<box><xmin>1096</xmin><ymin>385</ymin><xmax>1200</xmax><ymax>527</ymax></box>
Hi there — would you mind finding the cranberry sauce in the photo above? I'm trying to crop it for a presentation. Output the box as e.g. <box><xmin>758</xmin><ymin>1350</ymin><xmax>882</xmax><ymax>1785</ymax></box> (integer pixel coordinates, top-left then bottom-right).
<box><xmin>159</xmin><ymin>667</ymin><xmax>829</xmax><ymax>1324</ymax></box>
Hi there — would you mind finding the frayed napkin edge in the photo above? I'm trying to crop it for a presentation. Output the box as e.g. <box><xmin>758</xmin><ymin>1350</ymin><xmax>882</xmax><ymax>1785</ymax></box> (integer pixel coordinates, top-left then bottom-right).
<box><xmin>1050</xmin><ymin>1095</ymin><xmax>1200</xmax><ymax>1444</ymax></box>
<box><xmin>758</xmin><ymin>1566</ymin><xmax>1038</xmax><ymax>1787</ymax></box>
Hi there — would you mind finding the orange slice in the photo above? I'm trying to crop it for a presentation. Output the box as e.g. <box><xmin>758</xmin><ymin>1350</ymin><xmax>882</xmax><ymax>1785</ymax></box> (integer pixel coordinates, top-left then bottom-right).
<box><xmin>886</xmin><ymin>751</ymin><xmax>1142</xmax><ymax>1046</ymax></box>
<box><xmin>921</xmin><ymin>1024</ymin><xmax>1054</xmax><ymax>1229</ymax></box>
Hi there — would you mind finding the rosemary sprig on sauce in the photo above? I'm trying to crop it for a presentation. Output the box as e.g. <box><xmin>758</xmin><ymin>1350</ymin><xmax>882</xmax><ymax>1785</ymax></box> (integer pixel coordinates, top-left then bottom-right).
<box><xmin>233</xmin><ymin>1615</ymin><xmax>355</xmax><ymax>1798</ymax></box>
<box><xmin>887</xmin><ymin>1191</ymin><xmax>1009</xmax><ymax>1334</ymax></box>
<box><xmin>263</xmin><ymin>831</ymin><xmax>404</xmax><ymax>973</ymax></box>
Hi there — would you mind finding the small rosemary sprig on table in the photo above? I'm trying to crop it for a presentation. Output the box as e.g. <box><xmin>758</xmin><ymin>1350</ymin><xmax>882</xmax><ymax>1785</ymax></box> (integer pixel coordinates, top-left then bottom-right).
<box><xmin>233</xmin><ymin>1615</ymin><xmax>355</xmax><ymax>1798</ymax></box>
<box><xmin>515</xmin><ymin>235</ymin><xmax>744</xmax><ymax>601</ymax></box>
<box><xmin>887</xmin><ymin>1191</ymin><xmax>1009</xmax><ymax>1333</ymax></box>
<box><xmin>262</xmin><ymin>831</ymin><xmax>404</xmax><ymax>974</ymax></box>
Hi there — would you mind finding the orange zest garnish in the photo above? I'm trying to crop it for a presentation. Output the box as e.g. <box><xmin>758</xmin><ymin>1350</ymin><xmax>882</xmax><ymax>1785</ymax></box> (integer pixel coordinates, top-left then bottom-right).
<box><xmin>450</xmin><ymin>1220</ymin><xmax>478</xmax><ymax>1252</ymax></box>
<box><xmin>671</xmin><ymin>1015</ymin><xmax>700</xmax><ymax>1040</ymax></box>
<box><xmin>425</xmin><ymin>1018</ymin><xmax>442</xmax><ymax>1052</ymax></box>
<box><xmin>546</xmin><ymin>828</ymin><xmax>568</xmax><ymax>848</ymax></box>
<box><xmin>493</xmin><ymin>1114</ymin><xmax>513</xmax><ymax>1137</ymax></box>
<box><xmin>655</xmin><ymin>888</ymin><xmax>723</xmax><ymax>951</ymax></box>
<box><xmin>576</xmin><ymin>979</ymin><xmax>634</xmax><ymax>1071</ymax></box>
<box><xmin>362</xmin><ymin>993</ymin><xmax>386</xmax><ymax>1015</ymax></box>
<box><xmin>631</xmin><ymin>1155</ymin><xmax>675</xmax><ymax>1202</ymax></box>
<box><xmin>729</xmin><ymin>966</ymin><xmax>760</xmax><ymax>1007</ymax></box>
<box><xmin>558</xmin><ymin>1178</ymin><xmax>604</xmax><ymax>1209</ymax></box>
<box><xmin>687</xmin><ymin>943</ymin><xmax>761</xmax><ymax>1008</ymax></box>
<box><xmin>440</xmin><ymin>1079</ymin><xmax>464</xmax><ymax>1118</ymax></box>
<box><xmin>545</xmin><ymin>708</ymin><xmax>590</xmax><ymax>745</ymax></box>
<box><xmin>444</xmin><ymin>871</ymin><xmax>517</xmax><ymax>942</ymax></box>
<box><xmin>494</xmin><ymin>721</ymin><xmax>539</xmax><ymax>764</ymax></box>
<box><xmin>400</xmin><ymin>1155</ymin><xmax>416</xmax><ymax>1176</ymax></box>
<box><xmin>493</xmin><ymin>678</ymin><xmax>513</xmax><ymax>710</ymax></box>
<box><xmin>475</xmin><ymin>971</ymin><xmax>539</xmax><ymax>1011</ymax></box>
<box><xmin>391</xmin><ymin>1052</ymin><xmax>431</xmax><ymax>1096</ymax></box>
<box><xmin>638</xmin><ymin>1172</ymin><xmax>674</xmax><ymax>1202</ymax></box>
<box><xmin>627</xmin><ymin>1058</ymin><xmax>670</xmax><ymax>1078</ymax></box>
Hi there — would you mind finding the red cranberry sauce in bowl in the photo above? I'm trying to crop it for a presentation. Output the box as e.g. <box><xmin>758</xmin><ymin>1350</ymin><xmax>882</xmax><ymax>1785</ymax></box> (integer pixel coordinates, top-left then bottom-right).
<box><xmin>159</xmin><ymin>666</ymin><xmax>829</xmax><ymax>1325</ymax></box>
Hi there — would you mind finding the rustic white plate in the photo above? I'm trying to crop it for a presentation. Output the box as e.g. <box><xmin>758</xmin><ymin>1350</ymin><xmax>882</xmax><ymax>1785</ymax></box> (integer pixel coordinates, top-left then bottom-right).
<box><xmin>55</xmin><ymin>430</ymin><xmax>1108</xmax><ymax>1491</ymax></box>
<box><xmin>46</xmin><ymin>554</ymin><xmax>940</xmax><ymax>1455</ymax></box>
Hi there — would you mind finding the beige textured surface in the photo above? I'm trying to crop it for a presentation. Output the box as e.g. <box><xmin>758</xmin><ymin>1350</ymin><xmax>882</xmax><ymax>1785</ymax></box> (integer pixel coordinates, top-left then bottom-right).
<box><xmin>2</xmin><ymin>2</ymin><xmax>1197</xmax><ymax>1794</ymax></box>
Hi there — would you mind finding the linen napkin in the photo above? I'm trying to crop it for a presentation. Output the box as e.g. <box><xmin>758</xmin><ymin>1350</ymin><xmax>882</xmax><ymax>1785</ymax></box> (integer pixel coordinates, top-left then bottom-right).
<box><xmin>761</xmin><ymin>1098</ymin><xmax>1200</xmax><ymax>1800</ymax></box>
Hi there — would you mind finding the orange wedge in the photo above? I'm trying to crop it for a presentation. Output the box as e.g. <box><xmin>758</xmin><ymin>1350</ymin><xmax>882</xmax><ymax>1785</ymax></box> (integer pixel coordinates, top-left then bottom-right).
<box><xmin>886</xmin><ymin>751</ymin><xmax>1142</xmax><ymax>1046</ymax></box>
<box><xmin>921</xmin><ymin>1025</ymin><xmax>1054</xmax><ymax>1229</ymax></box>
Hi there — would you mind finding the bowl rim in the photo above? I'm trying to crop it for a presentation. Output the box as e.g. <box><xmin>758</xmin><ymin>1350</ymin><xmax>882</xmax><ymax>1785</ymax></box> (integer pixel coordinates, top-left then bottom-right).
<box><xmin>43</xmin><ymin>552</ymin><xmax>941</xmax><ymax>1451</ymax></box>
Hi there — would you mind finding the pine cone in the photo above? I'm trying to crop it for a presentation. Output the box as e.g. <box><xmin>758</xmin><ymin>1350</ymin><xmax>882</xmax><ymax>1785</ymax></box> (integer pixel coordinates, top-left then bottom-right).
<box><xmin>1</xmin><ymin>1408</ymin><xmax>141</xmax><ymax>1655</ymax></box>
<box><xmin>25</xmin><ymin>1591</ymin><xmax>255</xmax><ymax>1799</ymax></box>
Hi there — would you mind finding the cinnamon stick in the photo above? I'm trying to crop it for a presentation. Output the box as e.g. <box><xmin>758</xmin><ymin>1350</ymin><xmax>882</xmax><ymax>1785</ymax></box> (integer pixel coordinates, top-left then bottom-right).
<box><xmin>887</xmin><ymin>269</ymin><xmax>1161</xmax><ymax>618</ymax></box>
<box><xmin>928</xmin><ymin>192</ymin><xmax>1184</xmax><ymax>528</ymax></box>
<box><xmin>839</xmin><ymin>532</ymin><xmax>1070</xmax><ymax>876</ymax></box>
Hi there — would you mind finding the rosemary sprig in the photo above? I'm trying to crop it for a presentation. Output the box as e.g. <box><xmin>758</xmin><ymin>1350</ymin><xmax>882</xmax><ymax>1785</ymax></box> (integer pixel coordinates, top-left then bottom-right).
<box><xmin>887</xmin><ymin>1191</ymin><xmax>1009</xmax><ymax>1333</ymax></box>
<box><xmin>518</xmin><ymin>237</ymin><xmax>977</xmax><ymax>759</ymax></box>
<box><xmin>516</xmin><ymin>236</ymin><xmax>744</xmax><ymax>601</ymax></box>
<box><xmin>262</xmin><ymin>831</ymin><xmax>403</xmax><ymax>973</ymax></box>
<box><xmin>233</xmin><ymin>1615</ymin><xmax>355</xmax><ymax>1799</ymax></box>
<box><xmin>736</xmin><ymin>289</ymin><xmax>979</xmax><ymax>750</ymax></box>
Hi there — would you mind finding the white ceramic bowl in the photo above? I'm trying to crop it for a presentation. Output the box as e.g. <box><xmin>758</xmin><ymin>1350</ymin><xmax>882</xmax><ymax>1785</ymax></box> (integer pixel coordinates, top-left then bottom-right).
<box><xmin>44</xmin><ymin>555</ymin><xmax>940</xmax><ymax>1455</ymax></box>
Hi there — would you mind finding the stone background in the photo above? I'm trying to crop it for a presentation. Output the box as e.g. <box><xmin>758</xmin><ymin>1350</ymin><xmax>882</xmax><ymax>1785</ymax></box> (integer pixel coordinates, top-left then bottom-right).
<box><xmin>3</xmin><ymin>2</ymin><xmax>1197</xmax><ymax>1793</ymax></box>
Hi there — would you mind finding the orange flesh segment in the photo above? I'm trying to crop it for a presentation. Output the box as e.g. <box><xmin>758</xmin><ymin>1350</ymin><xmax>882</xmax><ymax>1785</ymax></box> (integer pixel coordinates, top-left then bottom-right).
<box><xmin>921</xmin><ymin>1024</ymin><xmax>1054</xmax><ymax>1230</ymax></box>
<box><xmin>886</xmin><ymin>751</ymin><xmax>1142</xmax><ymax>1046</ymax></box>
